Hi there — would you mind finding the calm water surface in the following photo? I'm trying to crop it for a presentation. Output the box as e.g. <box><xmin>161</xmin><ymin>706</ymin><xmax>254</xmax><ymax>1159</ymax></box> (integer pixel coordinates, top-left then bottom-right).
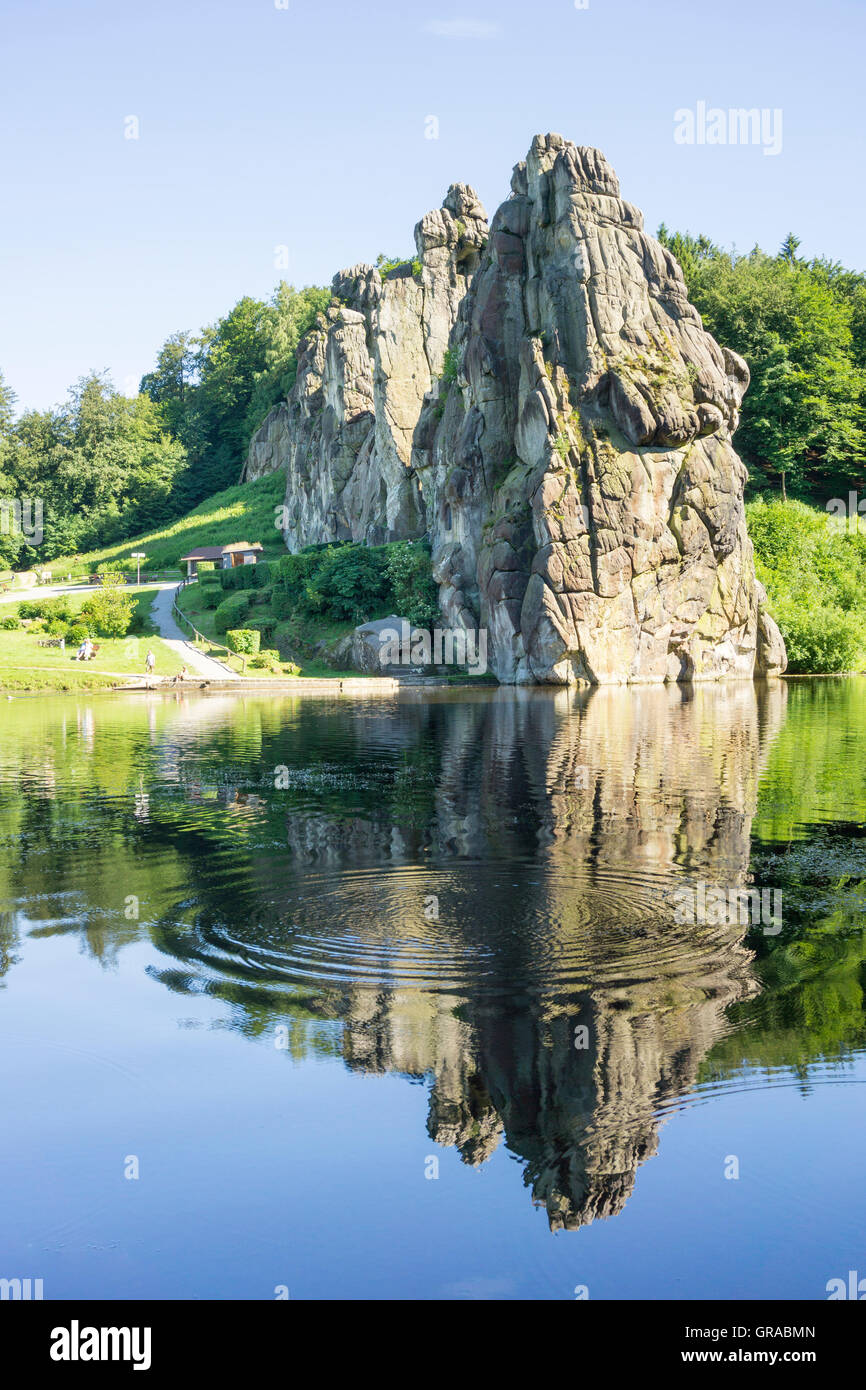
<box><xmin>1</xmin><ymin>680</ymin><xmax>864</xmax><ymax>1299</ymax></box>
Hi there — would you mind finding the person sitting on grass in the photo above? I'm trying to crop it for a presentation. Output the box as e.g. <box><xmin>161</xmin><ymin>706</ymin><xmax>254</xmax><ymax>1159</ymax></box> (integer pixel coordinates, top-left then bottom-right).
<box><xmin>75</xmin><ymin>637</ymin><xmax>93</xmax><ymax>662</ymax></box>
<box><xmin>171</xmin><ymin>664</ymin><xmax>188</xmax><ymax>684</ymax></box>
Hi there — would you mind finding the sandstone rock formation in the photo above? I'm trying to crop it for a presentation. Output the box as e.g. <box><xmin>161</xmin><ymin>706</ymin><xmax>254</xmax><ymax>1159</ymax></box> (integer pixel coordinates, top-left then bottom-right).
<box><xmin>251</xmin><ymin>133</ymin><xmax>786</xmax><ymax>685</ymax></box>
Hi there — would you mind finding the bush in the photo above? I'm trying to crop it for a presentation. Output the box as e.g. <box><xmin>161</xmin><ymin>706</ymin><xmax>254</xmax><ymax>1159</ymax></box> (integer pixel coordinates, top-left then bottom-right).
<box><xmin>96</xmin><ymin>563</ymin><xmax>126</xmax><ymax>587</ymax></box>
<box><xmin>0</xmin><ymin>615</ymin><xmax>19</xmax><ymax>630</ymax></box>
<box><xmin>199</xmin><ymin>567</ymin><xmax>222</xmax><ymax>586</ymax></box>
<box><xmin>249</xmin><ymin>648</ymin><xmax>281</xmax><ymax>670</ymax></box>
<box><xmin>67</xmin><ymin>623</ymin><xmax>88</xmax><ymax>644</ymax></box>
<box><xmin>271</xmin><ymin>588</ymin><xmax>294</xmax><ymax>620</ymax></box>
<box><xmin>254</xmin><ymin>561</ymin><xmax>271</xmax><ymax>588</ymax></box>
<box><xmin>225</xmin><ymin>628</ymin><xmax>261</xmax><ymax>655</ymax></box>
<box><xmin>747</xmin><ymin>498</ymin><xmax>866</xmax><ymax>673</ymax></box>
<box><xmin>79</xmin><ymin>588</ymin><xmax>135</xmax><ymax>637</ymax></box>
<box><xmin>385</xmin><ymin>540</ymin><xmax>439</xmax><ymax>628</ymax></box>
<box><xmin>18</xmin><ymin>596</ymin><xmax>74</xmax><ymax>622</ymax></box>
<box><xmin>197</xmin><ymin>560</ymin><xmax>216</xmax><ymax>572</ymax></box>
<box><xmin>304</xmin><ymin>544</ymin><xmax>391</xmax><ymax>623</ymax></box>
<box><xmin>214</xmin><ymin>592</ymin><xmax>253</xmax><ymax>634</ymax></box>
<box><xmin>773</xmin><ymin>601</ymin><xmax>864</xmax><ymax>674</ymax></box>
<box><xmin>247</xmin><ymin>617</ymin><xmax>275</xmax><ymax>643</ymax></box>
<box><xmin>199</xmin><ymin>585</ymin><xmax>223</xmax><ymax>609</ymax></box>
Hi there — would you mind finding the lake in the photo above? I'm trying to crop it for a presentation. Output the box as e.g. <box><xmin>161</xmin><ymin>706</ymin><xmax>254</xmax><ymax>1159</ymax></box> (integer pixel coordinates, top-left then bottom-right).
<box><xmin>1</xmin><ymin>680</ymin><xmax>864</xmax><ymax>1300</ymax></box>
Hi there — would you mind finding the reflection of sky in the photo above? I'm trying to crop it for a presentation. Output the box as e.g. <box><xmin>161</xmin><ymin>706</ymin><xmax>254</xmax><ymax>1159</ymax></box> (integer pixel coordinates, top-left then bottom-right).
<box><xmin>0</xmin><ymin>924</ymin><xmax>863</xmax><ymax>1300</ymax></box>
<box><xmin>1</xmin><ymin>682</ymin><xmax>864</xmax><ymax>1297</ymax></box>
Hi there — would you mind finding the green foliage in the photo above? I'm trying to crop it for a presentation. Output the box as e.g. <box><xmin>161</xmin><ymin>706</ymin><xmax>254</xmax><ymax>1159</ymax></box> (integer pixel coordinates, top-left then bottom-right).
<box><xmin>79</xmin><ymin>587</ymin><xmax>135</xmax><ymax>638</ymax></box>
<box><xmin>67</xmin><ymin>623</ymin><xmax>88</xmax><ymax>644</ymax></box>
<box><xmin>246</xmin><ymin>616</ymin><xmax>275</xmax><ymax>643</ymax></box>
<box><xmin>303</xmin><ymin>545</ymin><xmax>391</xmax><ymax>624</ymax></box>
<box><xmin>249</xmin><ymin>648</ymin><xmax>281</xmax><ymax>670</ymax></box>
<box><xmin>375</xmin><ymin>254</ymin><xmax>422</xmax><ymax>281</ymax></box>
<box><xmin>441</xmin><ymin>347</ymin><xmax>460</xmax><ymax>385</ymax></box>
<box><xmin>272</xmin><ymin>539</ymin><xmax>439</xmax><ymax>628</ymax></box>
<box><xmin>225</xmin><ymin>628</ymin><xmax>261</xmax><ymax>656</ymax></box>
<box><xmin>214</xmin><ymin>591</ymin><xmax>253</xmax><ymax>634</ymax></box>
<box><xmin>657</xmin><ymin>226</ymin><xmax>866</xmax><ymax>498</ymax></box>
<box><xmin>220</xmin><ymin>563</ymin><xmax>260</xmax><ymax>591</ymax></box>
<box><xmin>18</xmin><ymin>596</ymin><xmax>74</xmax><ymax>622</ymax></box>
<box><xmin>748</xmin><ymin>497</ymin><xmax>866</xmax><ymax>672</ymax></box>
<box><xmin>384</xmin><ymin>540</ymin><xmax>440</xmax><ymax>627</ymax></box>
<box><xmin>200</xmin><ymin>585</ymin><xmax>223</xmax><ymax>610</ymax></box>
<box><xmin>140</xmin><ymin>283</ymin><xmax>328</xmax><ymax>507</ymax></box>
<box><xmin>0</xmin><ymin>280</ymin><xmax>326</xmax><ymax>572</ymax></box>
<box><xmin>0</xmin><ymin>615</ymin><xmax>19</xmax><ymax>630</ymax></box>
<box><xmin>0</xmin><ymin>372</ymin><xmax>188</xmax><ymax>564</ymax></box>
<box><xmin>49</xmin><ymin>469</ymin><xmax>284</xmax><ymax>576</ymax></box>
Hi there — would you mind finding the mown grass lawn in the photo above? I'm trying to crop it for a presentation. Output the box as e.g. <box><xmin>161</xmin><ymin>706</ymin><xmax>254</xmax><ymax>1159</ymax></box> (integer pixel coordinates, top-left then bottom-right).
<box><xmin>0</xmin><ymin>587</ymin><xmax>185</xmax><ymax>691</ymax></box>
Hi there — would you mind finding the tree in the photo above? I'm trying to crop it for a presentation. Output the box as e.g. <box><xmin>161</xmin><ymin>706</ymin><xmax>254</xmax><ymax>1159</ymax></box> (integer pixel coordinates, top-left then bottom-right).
<box><xmin>657</xmin><ymin>227</ymin><xmax>866</xmax><ymax>499</ymax></box>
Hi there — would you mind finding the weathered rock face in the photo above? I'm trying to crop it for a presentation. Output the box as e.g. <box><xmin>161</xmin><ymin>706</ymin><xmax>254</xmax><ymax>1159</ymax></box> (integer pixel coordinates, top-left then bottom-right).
<box><xmin>416</xmin><ymin>134</ymin><xmax>786</xmax><ymax>684</ymax></box>
<box><xmin>258</xmin><ymin>186</ymin><xmax>487</xmax><ymax>550</ymax></box>
<box><xmin>252</xmin><ymin>132</ymin><xmax>786</xmax><ymax>684</ymax></box>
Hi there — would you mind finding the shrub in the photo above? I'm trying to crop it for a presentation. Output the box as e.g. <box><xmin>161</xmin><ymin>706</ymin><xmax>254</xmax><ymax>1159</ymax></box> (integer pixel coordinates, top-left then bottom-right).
<box><xmin>247</xmin><ymin>618</ymin><xmax>275</xmax><ymax>643</ymax></box>
<box><xmin>199</xmin><ymin>567</ymin><xmax>222</xmax><ymax>586</ymax></box>
<box><xmin>254</xmin><ymin>561</ymin><xmax>271</xmax><ymax>588</ymax></box>
<box><xmin>0</xmin><ymin>615</ymin><xmax>19</xmax><ymax>630</ymax></box>
<box><xmin>305</xmin><ymin>544</ymin><xmax>391</xmax><ymax>623</ymax></box>
<box><xmin>249</xmin><ymin>648</ymin><xmax>281</xmax><ymax>670</ymax></box>
<box><xmin>385</xmin><ymin>540</ymin><xmax>439</xmax><ymax>628</ymax></box>
<box><xmin>747</xmin><ymin>498</ymin><xmax>866</xmax><ymax>673</ymax></box>
<box><xmin>79</xmin><ymin>588</ymin><xmax>135</xmax><ymax>637</ymax></box>
<box><xmin>214</xmin><ymin>592</ymin><xmax>253</xmax><ymax>634</ymax></box>
<box><xmin>271</xmin><ymin>589</ymin><xmax>294</xmax><ymax>620</ymax></box>
<box><xmin>225</xmin><ymin>628</ymin><xmax>261</xmax><ymax>655</ymax></box>
<box><xmin>773</xmin><ymin>600</ymin><xmax>864</xmax><ymax>674</ymax></box>
<box><xmin>219</xmin><ymin>567</ymin><xmax>242</xmax><ymax>591</ymax></box>
<box><xmin>275</xmin><ymin>548</ymin><xmax>329</xmax><ymax>607</ymax></box>
<box><xmin>441</xmin><ymin>346</ymin><xmax>459</xmax><ymax>384</ymax></box>
<box><xmin>67</xmin><ymin>623</ymin><xmax>88</xmax><ymax>644</ymax></box>
<box><xmin>96</xmin><ymin>563</ymin><xmax>126</xmax><ymax>588</ymax></box>
<box><xmin>18</xmin><ymin>596</ymin><xmax>73</xmax><ymax>622</ymax></box>
<box><xmin>197</xmin><ymin>560</ymin><xmax>216</xmax><ymax>572</ymax></box>
<box><xmin>200</xmin><ymin>586</ymin><xmax>223</xmax><ymax>609</ymax></box>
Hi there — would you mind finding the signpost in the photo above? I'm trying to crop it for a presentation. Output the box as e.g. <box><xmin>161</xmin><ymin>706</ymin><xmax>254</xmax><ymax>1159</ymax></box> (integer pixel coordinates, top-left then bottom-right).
<box><xmin>131</xmin><ymin>552</ymin><xmax>146</xmax><ymax>587</ymax></box>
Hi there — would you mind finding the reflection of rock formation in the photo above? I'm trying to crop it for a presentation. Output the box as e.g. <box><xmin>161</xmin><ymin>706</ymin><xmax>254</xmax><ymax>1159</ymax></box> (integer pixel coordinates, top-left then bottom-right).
<box><xmin>273</xmin><ymin>681</ymin><xmax>788</xmax><ymax>1228</ymax></box>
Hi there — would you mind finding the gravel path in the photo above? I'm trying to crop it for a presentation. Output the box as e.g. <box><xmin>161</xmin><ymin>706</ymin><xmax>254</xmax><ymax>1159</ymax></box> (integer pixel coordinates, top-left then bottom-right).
<box><xmin>149</xmin><ymin>586</ymin><xmax>238</xmax><ymax>680</ymax></box>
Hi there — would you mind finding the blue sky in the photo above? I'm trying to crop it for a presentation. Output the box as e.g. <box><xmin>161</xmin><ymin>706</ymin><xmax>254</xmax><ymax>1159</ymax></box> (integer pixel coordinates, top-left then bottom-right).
<box><xmin>2</xmin><ymin>0</ymin><xmax>864</xmax><ymax>413</ymax></box>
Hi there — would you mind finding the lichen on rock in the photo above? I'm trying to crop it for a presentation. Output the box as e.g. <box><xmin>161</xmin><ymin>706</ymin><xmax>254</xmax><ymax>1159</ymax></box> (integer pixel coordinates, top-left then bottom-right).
<box><xmin>248</xmin><ymin>132</ymin><xmax>786</xmax><ymax>685</ymax></box>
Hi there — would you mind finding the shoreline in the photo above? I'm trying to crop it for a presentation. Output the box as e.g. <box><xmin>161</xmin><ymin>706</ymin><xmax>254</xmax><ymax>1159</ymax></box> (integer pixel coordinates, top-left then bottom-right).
<box><xmin>2</xmin><ymin>670</ymin><xmax>864</xmax><ymax>698</ymax></box>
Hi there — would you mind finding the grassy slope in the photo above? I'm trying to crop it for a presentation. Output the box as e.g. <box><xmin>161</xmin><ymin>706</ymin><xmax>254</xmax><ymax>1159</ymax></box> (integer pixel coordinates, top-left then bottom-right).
<box><xmin>44</xmin><ymin>472</ymin><xmax>287</xmax><ymax>578</ymax></box>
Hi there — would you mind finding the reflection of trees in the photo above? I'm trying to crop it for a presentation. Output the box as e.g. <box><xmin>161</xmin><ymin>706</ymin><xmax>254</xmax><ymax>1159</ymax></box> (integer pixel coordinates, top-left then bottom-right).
<box><xmin>4</xmin><ymin>680</ymin><xmax>866</xmax><ymax>1229</ymax></box>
